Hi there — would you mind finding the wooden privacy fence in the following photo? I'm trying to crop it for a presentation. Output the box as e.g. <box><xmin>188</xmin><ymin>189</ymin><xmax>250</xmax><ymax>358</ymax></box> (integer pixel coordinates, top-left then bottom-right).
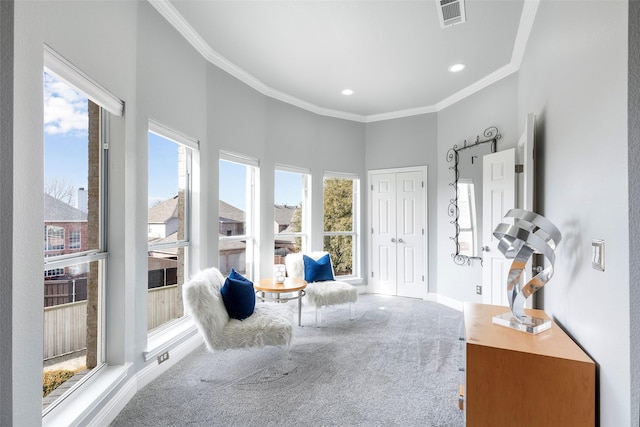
<box><xmin>148</xmin><ymin>284</ymin><xmax>181</xmax><ymax>331</ymax></box>
<box><xmin>43</xmin><ymin>286</ymin><xmax>182</xmax><ymax>360</ymax></box>
<box><xmin>43</xmin><ymin>301</ymin><xmax>87</xmax><ymax>360</ymax></box>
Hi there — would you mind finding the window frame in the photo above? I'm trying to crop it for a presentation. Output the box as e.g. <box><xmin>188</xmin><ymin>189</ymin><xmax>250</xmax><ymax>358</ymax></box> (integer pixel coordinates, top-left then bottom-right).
<box><xmin>42</xmin><ymin>102</ymin><xmax>110</xmax><ymax>417</ymax></box>
<box><xmin>322</xmin><ymin>172</ymin><xmax>360</xmax><ymax>279</ymax></box>
<box><xmin>69</xmin><ymin>229</ymin><xmax>81</xmax><ymax>250</ymax></box>
<box><xmin>219</xmin><ymin>151</ymin><xmax>259</xmax><ymax>281</ymax></box>
<box><xmin>146</xmin><ymin>120</ymin><xmax>198</xmax><ymax>335</ymax></box>
<box><xmin>274</xmin><ymin>164</ymin><xmax>311</xmax><ymax>254</ymax></box>
<box><xmin>45</xmin><ymin>225</ymin><xmax>66</xmax><ymax>252</ymax></box>
<box><xmin>42</xmin><ymin>45</ymin><xmax>123</xmax><ymax>420</ymax></box>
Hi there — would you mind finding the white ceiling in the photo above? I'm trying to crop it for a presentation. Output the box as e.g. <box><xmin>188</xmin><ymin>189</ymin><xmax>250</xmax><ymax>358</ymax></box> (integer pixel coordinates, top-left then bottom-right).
<box><xmin>151</xmin><ymin>0</ymin><xmax>536</xmax><ymax>122</ymax></box>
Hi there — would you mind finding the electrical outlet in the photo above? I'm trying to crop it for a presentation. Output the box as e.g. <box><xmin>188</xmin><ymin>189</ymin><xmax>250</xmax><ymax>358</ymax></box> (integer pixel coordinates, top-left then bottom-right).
<box><xmin>157</xmin><ymin>351</ymin><xmax>169</xmax><ymax>364</ymax></box>
<box><xmin>475</xmin><ymin>285</ymin><xmax>482</xmax><ymax>295</ymax></box>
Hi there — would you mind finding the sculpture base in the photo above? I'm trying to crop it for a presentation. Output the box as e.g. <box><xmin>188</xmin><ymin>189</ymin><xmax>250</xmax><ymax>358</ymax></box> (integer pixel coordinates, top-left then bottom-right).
<box><xmin>492</xmin><ymin>312</ymin><xmax>551</xmax><ymax>335</ymax></box>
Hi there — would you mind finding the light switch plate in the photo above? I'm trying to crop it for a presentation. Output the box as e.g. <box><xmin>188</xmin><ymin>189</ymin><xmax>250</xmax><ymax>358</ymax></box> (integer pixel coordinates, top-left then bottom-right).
<box><xmin>592</xmin><ymin>239</ymin><xmax>605</xmax><ymax>271</ymax></box>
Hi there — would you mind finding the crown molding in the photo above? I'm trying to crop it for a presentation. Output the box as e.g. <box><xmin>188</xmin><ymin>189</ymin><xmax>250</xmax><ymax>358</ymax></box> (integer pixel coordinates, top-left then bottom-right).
<box><xmin>434</xmin><ymin>63</ymin><xmax>519</xmax><ymax>112</ymax></box>
<box><xmin>366</xmin><ymin>105</ymin><xmax>438</xmax><ymax>123</ymax></box>
<box><xmin>149</xmin><ymin>0</ymin><xmax>538</xmax><ymax>124</ymax></box>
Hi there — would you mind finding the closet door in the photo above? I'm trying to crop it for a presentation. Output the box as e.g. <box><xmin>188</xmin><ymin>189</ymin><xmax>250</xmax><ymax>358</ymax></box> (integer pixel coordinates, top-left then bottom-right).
<box><xmin>370</xmin><ymin>172</ymin><xmax>397</xmax><ymax>295</ymax></box>
<box><xmin>395</xmin><ymin>171</ymin><xmax>425</xmax><ymax>298</ymax></box>
<box><xmin>370</xmin><ymin>168</ymin><xmax>427</xmax><ymax>298</ymax></box>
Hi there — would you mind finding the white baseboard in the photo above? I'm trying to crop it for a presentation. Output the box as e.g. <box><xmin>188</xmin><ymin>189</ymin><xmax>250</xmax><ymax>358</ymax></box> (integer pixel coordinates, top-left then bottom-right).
<box><xmin>434</xmin><ymin>294</ymin><xmax>464</xmax><ymax>312</ymax></box>
<box><xmin>137</xmin><ymin>333</ymin><xmax>203</xmax><ymax>390</ymax></box>
<box><xmin>89</xmin><ymin>334</ymin><xmax>204</xmax><ymax>426</ymax></box>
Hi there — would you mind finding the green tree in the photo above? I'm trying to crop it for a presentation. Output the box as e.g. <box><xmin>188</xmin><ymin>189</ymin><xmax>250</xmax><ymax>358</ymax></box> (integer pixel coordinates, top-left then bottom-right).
<box><xmin>288</xmin><ymin>204</ymin><xmax>303</xmax><ymax>252</ymax></box>
<box><xmin>323</xmin><ymin>178</ymin><xmax>353</xmax><ymax>275</ymax></box>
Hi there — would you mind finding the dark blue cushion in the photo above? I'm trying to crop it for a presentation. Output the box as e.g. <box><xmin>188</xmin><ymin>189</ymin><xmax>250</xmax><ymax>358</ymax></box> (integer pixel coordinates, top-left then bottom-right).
<box><xmin>303</xmin><ymin>254</ymin><xmax>335</xmax><ymax>282</ymax></box>
<box><xmin>220</xmin><ymin>268</ymin><xmax>255</xmax><ymax>320</ymax></box>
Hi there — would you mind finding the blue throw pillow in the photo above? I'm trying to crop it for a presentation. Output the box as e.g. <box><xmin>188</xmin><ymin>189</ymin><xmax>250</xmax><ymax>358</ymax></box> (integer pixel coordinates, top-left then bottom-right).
<box><xmin>303</xmin><ymin>254</ymin><xmax>335</xmax><ymax>283</ymax></box>
<box><xmin>220</xmin><ymin>268</ymin><xmax>255</xmax><ymax>320</ymax></box>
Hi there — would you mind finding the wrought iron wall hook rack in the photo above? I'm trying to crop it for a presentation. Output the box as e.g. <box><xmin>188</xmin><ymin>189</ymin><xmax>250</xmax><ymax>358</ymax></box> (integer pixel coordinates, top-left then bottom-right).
<box><xmin>447</xmin><ymin>126</ymin><xmax>502</xmax><ymax>266</ymax></box>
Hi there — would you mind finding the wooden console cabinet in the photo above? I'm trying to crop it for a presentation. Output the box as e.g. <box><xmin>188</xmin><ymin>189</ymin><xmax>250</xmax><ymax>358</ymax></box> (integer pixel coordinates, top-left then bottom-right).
<box><xmin>463</xmin><ymin>303</ymin><xmax>595</xmax><ymax>426</ymax></box>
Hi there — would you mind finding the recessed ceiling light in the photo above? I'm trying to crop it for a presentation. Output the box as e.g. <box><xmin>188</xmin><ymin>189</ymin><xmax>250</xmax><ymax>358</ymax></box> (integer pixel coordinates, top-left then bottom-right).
<box><xmin>342</xmin><ymin>89</ymin><xmax>354</xmax><ymax>96</ymax></box>
<box><xmin>448</xmin><ymin>63</ymin><xmax>466</xmax><ymax>73</ymax></box>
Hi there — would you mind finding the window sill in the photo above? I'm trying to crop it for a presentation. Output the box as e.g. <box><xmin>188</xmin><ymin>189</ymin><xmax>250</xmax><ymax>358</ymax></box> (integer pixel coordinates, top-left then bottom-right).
<box><xmin>43</xmin><ymin>363</ymin><xmax>131</xmax><ymax>427</ymax></box>
<box><xmin>144</xmin><ymin>316</ymin><xmax>198</xmax><ymax>362</ymax></box>
<box><xmin>335</xmin><ymin>276</ymin><xmax>364</xmax><ymax>286</ymax></box>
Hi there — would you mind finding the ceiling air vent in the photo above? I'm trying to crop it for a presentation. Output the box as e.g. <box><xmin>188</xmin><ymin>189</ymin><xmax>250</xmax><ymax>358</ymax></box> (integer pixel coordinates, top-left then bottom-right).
<box><xmin>436</xmin><ymin>0</ymin><xmax>466</xmax><ymax>28</ymax></box>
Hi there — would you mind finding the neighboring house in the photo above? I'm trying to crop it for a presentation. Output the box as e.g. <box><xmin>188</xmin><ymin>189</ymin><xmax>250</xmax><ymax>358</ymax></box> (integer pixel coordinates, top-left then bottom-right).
<box><xmin>147</xmin><ymin>198</ymin><xmax>250</xmax><ymax>275</ymax></box>
<box><xmin>43</xmin><ymin>193</ymin><xmax>88</xmax><ymax>305</ymax></box>
<box><xmin>219</xmin><ymin>200</ymin><xmax>247</xmax><ymax>274</ymax></box>
<box><xmin>148</xmin><ymin>197</ymin><xmax>181</xmax><ymax>288</ymax></box>
<box><xmin>44</xmin><ymin>193</ymin><xmax>88</xmax><ymax>258</ymax></box>
<box><xmin>274</xmin><ymin>204</ymin><xmax>298</xmax><ymax>261</ymax></box>
<box><xmin>147</xmin><ymin>196</ymin><xmax>179</xmax><ymax>240</ymax></box>
<box><xmin>219</xmin><ymin>200</ymin><xmax>245</xmax><ymax>236</ymax></box>
<box><xmin>273</xmin><ymin>204</ymin><xmax>296</xmax><ymax>233</ymax></box>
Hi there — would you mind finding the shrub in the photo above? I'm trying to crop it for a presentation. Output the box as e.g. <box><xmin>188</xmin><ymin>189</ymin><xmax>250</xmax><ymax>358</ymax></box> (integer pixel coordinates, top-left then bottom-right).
<box><xmin>42</xmin><ymin>367</ymin><xmax>84</xmax><ymax>397</ymax></box>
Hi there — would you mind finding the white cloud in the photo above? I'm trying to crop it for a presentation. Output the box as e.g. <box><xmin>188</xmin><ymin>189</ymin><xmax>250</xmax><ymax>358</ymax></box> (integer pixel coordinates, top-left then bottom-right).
<box><xmin>43</xmin><ymin>72</ymin><xmax>88</xmax><ymax>136</ymax></box>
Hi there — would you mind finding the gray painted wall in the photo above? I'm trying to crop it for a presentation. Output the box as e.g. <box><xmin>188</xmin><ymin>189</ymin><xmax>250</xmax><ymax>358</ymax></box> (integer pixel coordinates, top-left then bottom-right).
<box><xmin>518</xmin><ymin>1</ymin><xmax>629</xmax><ymax>425</ymax></box>
<box><xmin>629</xmin><ymin>1</ymin><xmax>639</xmax><ymax>424</ymax></box>
<box><xmin>436</xmin><ymin>74</ymin><xmax>518</xmax><ymax>302</ymax></box>
<box><xmin>365</xmin><ymin>114</ymin><xmax>438</xmax><ymax>292</ymax></box>
<box><xmin>0</xmin><ymin>1</ymin><xmax>13</xmax><ymax>425</ymax></box>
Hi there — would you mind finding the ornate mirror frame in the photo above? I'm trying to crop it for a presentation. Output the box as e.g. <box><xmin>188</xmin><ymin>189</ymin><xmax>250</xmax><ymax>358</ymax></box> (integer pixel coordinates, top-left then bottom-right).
<box><xmin>447</xmin><ymin>126</ymin><xmax>501</xmax><ymax>265</ymax></box>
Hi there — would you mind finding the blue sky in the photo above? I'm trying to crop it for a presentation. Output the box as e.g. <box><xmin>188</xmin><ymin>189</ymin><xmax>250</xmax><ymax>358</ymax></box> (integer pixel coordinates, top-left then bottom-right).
<box><xmin>45</xmin><ymin>72</ymin><xmax>301</xmax><ymax>212</ymax></box>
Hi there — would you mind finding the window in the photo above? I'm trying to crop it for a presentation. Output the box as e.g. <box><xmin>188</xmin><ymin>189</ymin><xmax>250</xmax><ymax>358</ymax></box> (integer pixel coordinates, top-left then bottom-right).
<box><xmin>69</xmin><ymin>229</ymin><xmax>81</xmax><ymax>250</ymax></box>
<box><xmin>323</xmin><ymin>174</ymin><xmax>359</xmax><ymax>277</ymax></box>
<box><xmin>457</xmin><ymin>180</ymin><xmax>477</xmax><ymax>257</ymax></box>
<box><xmin>147</xmin><ymin>121</ymin><xmax>197</xmax><ymax>333</ymax></box>
<box><xmin>219</xmin><ymin>152</ymin><xmax>258</xmax><ymax>279</ymax></box>
<box><xmin>42</xmin><ymin>69</ymin><xmax>109</xmax><ymax>413</ymax></box>
<box><xmin>274</xmin><ymin>166</ymin><xmax>311</xmax><ymax>263</ymax></box>
<box><xmin>45</xmin><ymin>225</ymin><xmax>65</xmax><ymax>251</ymax></box>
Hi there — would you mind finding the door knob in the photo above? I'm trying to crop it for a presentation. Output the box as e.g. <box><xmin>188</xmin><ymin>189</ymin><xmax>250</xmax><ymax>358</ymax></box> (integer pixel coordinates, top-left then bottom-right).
<box><xmin>391</xmin><ymin>238</ymin><xmax>396</xmax><ymax>243</ymax></box>
<box><xmin>398</xmin><ymin>238</ymin><xmax>404</xmax><ymax>243</ymax></box>
<box><xmin>481</xmin><ymin>246</ymin><xmax>490</xmax><ymax>252</ymax></box>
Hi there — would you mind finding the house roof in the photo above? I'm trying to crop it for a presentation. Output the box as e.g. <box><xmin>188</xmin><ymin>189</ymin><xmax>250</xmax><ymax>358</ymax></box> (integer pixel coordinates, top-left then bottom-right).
<box><xmin>44</xmin><ymin>193</ymin><xmax>87</xmax><ymax>222</ymax></box>
<box><xmin>274</xmin><ymin>204</ymin><xmax>297</xmax><ymax>226</ymax></box>
<box><xmin>148</xmin><ymin>196</ymin><xmax>178</xmax><ymax>224</ymax></box>
<box><xmin>219</xmin><ymin>200</ymin><xmax>245</xmax><ymax>223</ymax></box>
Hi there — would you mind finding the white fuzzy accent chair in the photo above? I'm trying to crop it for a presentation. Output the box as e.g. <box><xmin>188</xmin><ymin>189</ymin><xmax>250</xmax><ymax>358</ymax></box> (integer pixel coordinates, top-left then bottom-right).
<box><xmin>183</xmin><ymin>267</ymin><xmax>293</xmax><ymax>351</ymax></box>
<box><xmin>285</xmin><ymin>251</ymin><xmax>358</xmax><ymax>325</ymax></box>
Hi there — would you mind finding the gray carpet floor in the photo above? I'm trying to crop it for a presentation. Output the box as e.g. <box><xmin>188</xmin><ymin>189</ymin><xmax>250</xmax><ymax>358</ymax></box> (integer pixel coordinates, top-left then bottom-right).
<box><xmin>111</xmin><ymin>294</ymin><xmax>465</xmax><ymax>427</ymax></box>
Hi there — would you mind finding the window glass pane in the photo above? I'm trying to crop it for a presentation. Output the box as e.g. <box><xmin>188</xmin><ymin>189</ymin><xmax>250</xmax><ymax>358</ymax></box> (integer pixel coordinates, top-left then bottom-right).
<box><xmin>148</xmin><ymin>131</ymin><xmax>189</xmax><ymax>332</ymax></box>
<box><xmin>274</xmin><ymin>169</ymin><xmax>307</xmax><ymax>261</ymax></box>
<box><xmin>323</xmin><ymin>177</ymin><xmax>356</xmax><ymax>276</ymax></box>
<box><xmin>43</xmin><ymin>259</ymin><xmax>103</xmax><ymax>411</ymax></box>
<box><xmin>323</xmin><ymin>178</ymin><xmax>353</xmax><ymax>232</ymax></box>
<box><xmin>43</xmin><ymin>72</ymin><xmax>103</xmax><ymax>409</ymax></box>
<box><xmin>219</xmin><ymin>158</ymin><xmax>255</xmax><ymax>278</ymax></box>
<box><xmin>323</xmin><ymin>235</ymin><xmax>353</xmax><ymax>276</ymax></box>
<box><xmin>457</xmin><ymin>181</ymin><xmax>477</xmax><ymax>257</ymax></box>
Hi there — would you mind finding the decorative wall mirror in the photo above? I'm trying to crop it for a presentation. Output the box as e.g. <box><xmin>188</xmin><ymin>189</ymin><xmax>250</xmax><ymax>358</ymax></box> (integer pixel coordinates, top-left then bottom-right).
<box><xmin>447</xmin><ymin>127</ymin><xmax>501</xmax><ymax>265</ymax></box>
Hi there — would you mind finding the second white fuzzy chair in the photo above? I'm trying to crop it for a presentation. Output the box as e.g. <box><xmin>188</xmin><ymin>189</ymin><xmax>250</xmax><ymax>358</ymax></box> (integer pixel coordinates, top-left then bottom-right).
<box><xmin>285</xmin><ymin>251</ymin><xmax>358</xmax><ymax>325</ymax></box>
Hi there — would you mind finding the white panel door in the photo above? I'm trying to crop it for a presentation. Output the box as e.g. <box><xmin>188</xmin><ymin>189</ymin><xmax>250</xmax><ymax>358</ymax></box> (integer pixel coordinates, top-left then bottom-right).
<box><xmin>370</xmin><ymin>173</ymin><xmax>397</xmax><ymax>295</ymax></box>
<box><xmin>396</xmin><ymin>171</ymin><xmax>425</xmax><ymax>298</ymax></box>
<box><xmin>517</xmin><ymin>113</ymin><xmax>536</xmax><ymax>300</ymax></box>
<box><xmin>370</xmin><ymin>169</ymin><xmax>426</xmax><ymax>298</ymax></box>
<box><xmin>482</xmin><ymin>148</ymin><xmax>516</xmax><ymax>306</ymax></box>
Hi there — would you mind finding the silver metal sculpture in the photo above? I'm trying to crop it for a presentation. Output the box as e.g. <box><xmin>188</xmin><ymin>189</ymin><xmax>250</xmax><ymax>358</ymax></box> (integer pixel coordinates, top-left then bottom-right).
<box><xmin>492</xmin><ymin>209</ymin><xmax>562</xmax><ymax>334</ymax></box>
